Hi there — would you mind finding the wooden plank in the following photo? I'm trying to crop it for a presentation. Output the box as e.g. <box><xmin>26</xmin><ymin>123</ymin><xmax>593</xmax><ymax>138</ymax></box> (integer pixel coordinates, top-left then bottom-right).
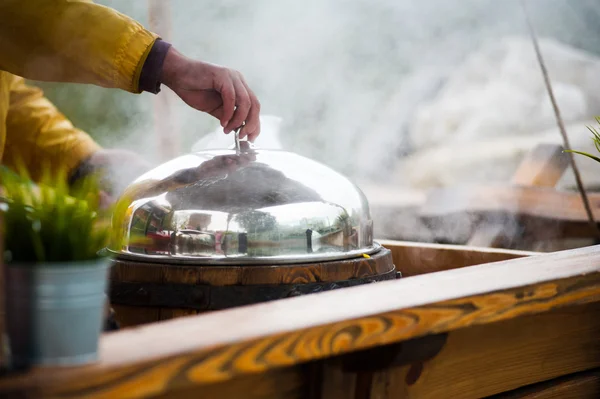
<box><xmin>420</xmin><ymin>185</ymin><xmax>600</xmax><ymax>223</ymax></box>
<box><xmin>110</xmin><ymin>249</ymin><xmax>394</xmax><ymax>326</ymax></box>
<box><xmin>147</xmin><ymin>303</ymin><xmax>600</xmax><ymax>399</ymax></box>
<box><xmin>422</xmin><ymin>213</ymin><xmax>594</xmax><ymax>251</ymax></box>
<box><xmin>111</xmin><ymin>252</ymin><xmax>393</xmax><ymax>287</ymax></box>
<box><xmin>467</xmin><ymin>144</ymin><xmax>569</xmax><ymax>248</ymax></box>
<box><xmin>110</xmin><ymin>305</ymin><xmax>161</xmax><ymax>328</ymax></box>
<box><xmin>510</xmin><ymin>144</ymin><xmax>569</xmax><ymax>187</ymax></box>
<box><xmin>151</xmin><ymin>367</ymin><xmax>307</xmax><ymax>399</ymax></box>
<box><xmin>1</xmin><ymin>244</ymin><xmax>600</xmax><ymax>397</ymax></box>
<box><xmin>110</xmin><ymin>261</ymin><xmax>162</xmax><ymax>326</ymax></box>
<box><xmin>0</xmin><ymin>212</ymin><xmax>5</xmax><ymax>370</ymax></box>
<box><xmin>379</xmin><ymin>239</ymin><xmax>537</xmax><ymax>277</ymax></box>
<box><xmin>490</xmin><ymin>368</ymin><xmax>600</xmax><ymax>399</ymax></box>
<box><xmin>321</xmin><ymin>302</ymin><xmax>600</xmax><ymax>399</ymax></box>
<box><xmin>394</xmin><ymin>303</ymin><xmax>600</xmax><ymax>398</ymax></box>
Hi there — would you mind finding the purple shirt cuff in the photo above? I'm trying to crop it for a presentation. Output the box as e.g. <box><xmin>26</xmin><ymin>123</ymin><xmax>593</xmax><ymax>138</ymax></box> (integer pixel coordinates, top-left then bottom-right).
<box><xmin>139</xmin><ymin>39</ymin><xmax>172</xmax><ymax>94</ymax></box>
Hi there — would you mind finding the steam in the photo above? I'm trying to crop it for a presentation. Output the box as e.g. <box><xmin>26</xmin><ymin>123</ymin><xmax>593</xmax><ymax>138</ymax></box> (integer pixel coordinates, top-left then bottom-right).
<box><xmin>39</xmin><ymin>0</ymin><xmax>600</xmax><ymax>247</ymax></box>
<box><xmin>95</xmin><ymin>0</ymin><xmax>600</xmax><ymax>173</ymax></box>
<box><xmin>191</xmin><ymin>115</ymin><xmax>283</xmax><ymax>151</ymax></box>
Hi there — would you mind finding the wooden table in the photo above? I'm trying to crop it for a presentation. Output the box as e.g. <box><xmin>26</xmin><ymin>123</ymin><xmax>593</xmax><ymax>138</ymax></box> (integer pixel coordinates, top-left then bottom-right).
<box><xmin>372</xmin><ymin>144</ymin><xmax>600</xmax><ymax>252</ymax></box>
<box><xmin>1</xmin><ymin>241</ymin><xmax>599</xmax><ymax>398</ymax></box>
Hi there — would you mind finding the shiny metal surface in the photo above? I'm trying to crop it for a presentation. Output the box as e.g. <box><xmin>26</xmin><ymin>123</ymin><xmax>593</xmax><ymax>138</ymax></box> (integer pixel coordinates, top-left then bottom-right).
<box><xmin>108</xmin><ymin>140</ymin><xmax>376</xmax><ymax>265</ymax></box>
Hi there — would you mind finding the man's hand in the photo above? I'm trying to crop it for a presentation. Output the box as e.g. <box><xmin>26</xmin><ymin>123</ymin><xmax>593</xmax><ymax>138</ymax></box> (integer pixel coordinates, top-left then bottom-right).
<box><xmin>160</xmin><ymin>48</ymin><xmax>261</xmax><ymax>142</ymax></box>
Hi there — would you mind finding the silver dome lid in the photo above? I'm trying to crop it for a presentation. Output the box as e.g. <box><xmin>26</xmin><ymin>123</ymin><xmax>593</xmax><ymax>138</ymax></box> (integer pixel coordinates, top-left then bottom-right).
<box><xmin>108</xmin><ymin>138</ymin><xmax>376</xmax><ymax>265</ymax></box>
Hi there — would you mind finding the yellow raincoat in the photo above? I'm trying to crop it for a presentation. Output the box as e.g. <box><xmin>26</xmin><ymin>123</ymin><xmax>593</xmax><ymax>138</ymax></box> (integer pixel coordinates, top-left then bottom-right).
<box><xmin>0</xmin><ymin>0</ymin><xmax>158</xmax><ymax>181</ymax></box>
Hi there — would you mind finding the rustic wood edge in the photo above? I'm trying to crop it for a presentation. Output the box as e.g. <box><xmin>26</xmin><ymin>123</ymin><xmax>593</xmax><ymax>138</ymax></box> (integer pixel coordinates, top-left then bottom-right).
<box><xmin>0</xmin><ymin>213</ymin><xmax>4</xmax><ymax>369</ymax></box>
<box><xmin>111</xmin><ymin>245</ymin><xmax>395</xmax><ymax>286</ymax></box>
<box><xmin>378</xmin><ymin>239</ymin><xmax>539</xmax><ymax>258</ymax></box>
<box><xmin>319</xmin><ymin>302</ymin><xmax>600</xmax><ymax>398</ymax></box>
<box><xmin>380</xmin><ymin>239</ymin><xmax>539</xmax><ymax>276</ymax></box>
<box><xmin>1</xmin><ymin>244</ymin><xmax>599</xmax><ymax>397</ymax></box>
<box><xmin>489</xmin><ymin>367</ymin><xmax>600</xmax><ymax>398</ymax></box>
<box><xmin>109</xmin><ymin>240</ymin><xmax>533</xmax><ymax>327</ymax></box>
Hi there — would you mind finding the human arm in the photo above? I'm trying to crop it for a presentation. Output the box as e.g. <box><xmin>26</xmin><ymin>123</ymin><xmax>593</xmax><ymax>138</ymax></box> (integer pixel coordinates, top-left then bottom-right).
<box><xmin>0</xmin><ymin>0</ymin><xmax>261</xmax><ymax>139</ymax></box>
<box><xmin>3</xmin><ymin>77</ymin><xmax>150</xmax><ymax>207</ymax></box>
<box><xmin>3</xmin><ymin>76</ymin><xmax>101</xmax><ymax>183</ymax></box>
<box><xmin>0</xmin><ymin>0</ymin><xmax>155</xmax><ymax>93</ymax></box>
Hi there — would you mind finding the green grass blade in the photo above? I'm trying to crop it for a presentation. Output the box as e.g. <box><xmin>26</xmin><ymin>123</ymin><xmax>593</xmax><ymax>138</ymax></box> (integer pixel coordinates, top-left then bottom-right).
<box><xmin>564</xmin><ymin>149</ymin><xmax>600</xmax><ymax>164</ymax></box>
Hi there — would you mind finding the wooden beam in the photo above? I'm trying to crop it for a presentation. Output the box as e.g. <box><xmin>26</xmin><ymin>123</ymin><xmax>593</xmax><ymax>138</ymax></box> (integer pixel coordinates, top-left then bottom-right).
<box><xmin>379</xmin><ymin>239</ymin><xmax>537</xmax><ymax>276</ymax></box>
<box><xmin>510</xmin><ymin>143</ymin><xmax>569</xmax><ymax>187</ymax></box>
<box><xmin>491</xmin><ymin>368</ymin><xmax>600</xmax><ymax>399</ymax></box>
<box><xmin>21</xmin><ymin>303</ymin><xmax>597</xmax><ymax>399</ymax></box>
<box><xmin>111</xmin><ymin>240</ymin><xmax>536</xmax><ymax>342</ymax></box>
<box><xmin>109</xmin><ymin>240</ymin><xmax>536</xmax><ymax>328</ymax></box>
<box><xmin>0</xmin><ymin>212</ymin><xmax>5</xmax><ymax>371</ymax></box>
<box><xmin>151</xmin><ymin>367</ymin><xmax>308</xmax><ymax>399</ymax></box>
<box><xmin>320</xmin><ymin>302</ymin><xmax>600</xmax><ymax>398</ymax></box>
<box><xmin>1</xmin><ymin>244</ymin><xmax>600</xmax><ymax>397</ymax></box>
<box><xmin>420</xmin><ymin>185</ymin><xmax>600</xmax><ymax>223</ymax></box>
<box><xmin>395</xmin><ymin>303</ymin><xmax>600</xmax><ymax>398</ymax></box>
<box><xmin>467</xmin><ymin>144</ymin><xmax>569</xmax><ymax>248</ymax></box>
<box><xmin>110</xmin><ymin>247</ymin><xmax>395</xmax><ymax>327</ymax></box>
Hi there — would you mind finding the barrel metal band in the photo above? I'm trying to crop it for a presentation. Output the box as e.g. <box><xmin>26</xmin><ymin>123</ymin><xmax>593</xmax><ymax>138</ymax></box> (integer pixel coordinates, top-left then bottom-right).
<box><xmin>110</xmin><ymin>269</ymin><xmax>400</xmax><ymax>311</ymax></box>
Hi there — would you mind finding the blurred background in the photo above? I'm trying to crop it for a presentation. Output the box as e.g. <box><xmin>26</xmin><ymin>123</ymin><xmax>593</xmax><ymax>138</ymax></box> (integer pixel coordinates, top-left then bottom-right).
<box><xmin>33</xmin><ymin>0</ymin><xmax>600</xmax><ymax>242</ymax></box>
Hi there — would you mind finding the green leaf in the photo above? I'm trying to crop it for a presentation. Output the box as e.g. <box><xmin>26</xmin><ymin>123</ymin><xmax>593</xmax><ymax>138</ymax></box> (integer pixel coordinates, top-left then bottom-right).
<box><xmin>564</xmin><ymin>149</ymin><xmax>600</xmax><ymax>164</ymax></box>
<box><xmin>1</xmin><ymin>154</ymin><xmax>115</xmax><ymax>264</ymax></box>
<box><xmin>566</xmin><ymin>117</ymin><xmax>600</xmax><ymax>166</ymax></box>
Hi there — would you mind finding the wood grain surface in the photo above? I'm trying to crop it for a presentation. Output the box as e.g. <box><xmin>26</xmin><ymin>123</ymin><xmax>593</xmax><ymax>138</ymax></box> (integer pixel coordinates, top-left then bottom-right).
<box><xmin>509</xmin><ymin>144</ymin><xmax>569</xmax><ymax>188</ymax></box>
<box><xmin>0</xmin><ymin>214</ymin><xmax>4</xmax><ymax>370</ymax></box>
<box><xmin>1</xmin><ymin>243</ymin><xmax>599</xmax><ymax>398</ymax></box>
<box><xmin>151</xmin><ymin>366</ymin><xmax>308</xmax><ymax>399</ymax></box>
<box><xmin>111</xmin><ymin>247</ymin><xmax>394</xmax><ymax>287</ymax></box>
<box><xmin>113</xmin><ymin>240</ymin><xmax>540</xmax><ymax>328</ymax></box>
<box><xmin>491</xmin><ymin>368</ymin><xmax>600</xmax><ymax>399</ymax></box>
<box><xmin>319</xmin><ymin>302</ymin><xmax>600</xmax><ymax>398</ymax></box>
<box><xmin>110</xmin><ymin>247</ymin><xmax>395</xmax><ymax>326</ymax></box>
<box><xmin>379</xmin><ymin>239</ymin><xmax>536</xmax><ymax>277</ymax></box>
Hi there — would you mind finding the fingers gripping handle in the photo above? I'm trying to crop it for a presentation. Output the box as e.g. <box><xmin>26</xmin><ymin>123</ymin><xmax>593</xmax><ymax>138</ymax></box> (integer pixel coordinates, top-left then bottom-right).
<box><xmin>233</xmin><ymin>122</ymin><xmax>256</xmax><ymax>153</ymax></box>
<box><xmin>234</xmin><ymin>123</ymin><xmax>245</xmax><ymax>153</ymax></box>
<box><xmin>234</xmin><ymin>127</ymin><xmax>241</xmax><ymax>152</ymax></box>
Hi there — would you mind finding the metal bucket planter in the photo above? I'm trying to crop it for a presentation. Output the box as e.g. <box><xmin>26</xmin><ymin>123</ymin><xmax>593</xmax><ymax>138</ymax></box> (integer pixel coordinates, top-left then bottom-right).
<box><xmin>5</xmin><ymin>258</ymin><xmax>111</xmax><ymax>369</ymax></box>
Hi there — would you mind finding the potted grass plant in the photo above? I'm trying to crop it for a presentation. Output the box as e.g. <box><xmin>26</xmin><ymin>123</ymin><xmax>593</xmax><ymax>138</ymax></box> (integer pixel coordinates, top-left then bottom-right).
<box><xmin>0</xmin><ymin>162</ymin><xmax>113</xmax><ymax>369</ymax></box>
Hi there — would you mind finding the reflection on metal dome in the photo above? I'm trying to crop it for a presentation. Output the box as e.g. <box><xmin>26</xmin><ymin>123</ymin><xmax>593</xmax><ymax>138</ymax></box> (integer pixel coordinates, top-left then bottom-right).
<box><xmin>108</xmin><ymin>141</ymin><xmax>376</xmax><ymax>265</ymax></box>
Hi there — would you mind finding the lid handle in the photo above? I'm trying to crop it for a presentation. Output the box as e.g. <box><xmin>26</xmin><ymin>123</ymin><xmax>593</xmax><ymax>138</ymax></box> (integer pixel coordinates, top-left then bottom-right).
<box><xmin>234</xmin><ymin>124</ymin><xmax>243</xmax><ymax>152</ymax></box>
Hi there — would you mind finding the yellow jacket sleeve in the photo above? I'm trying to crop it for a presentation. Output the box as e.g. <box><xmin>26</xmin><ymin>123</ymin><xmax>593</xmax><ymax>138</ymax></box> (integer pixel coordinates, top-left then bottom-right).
<box><xmin>3</xmin><ymin>76</ymin><xmax>101</xmax><ymax>182</ymax></box>
<box><xmin>0</xmin><ymin>0</ymin><xmax>158</xmax><ymax>93</ymax></box>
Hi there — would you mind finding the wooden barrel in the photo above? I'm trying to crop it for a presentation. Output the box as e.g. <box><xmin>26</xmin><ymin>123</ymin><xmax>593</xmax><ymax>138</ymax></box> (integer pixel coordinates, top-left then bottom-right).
<box><xmin>109</xmin><ymin>247</ymin><xmax>397</xmax><ymax>328</ymax></box>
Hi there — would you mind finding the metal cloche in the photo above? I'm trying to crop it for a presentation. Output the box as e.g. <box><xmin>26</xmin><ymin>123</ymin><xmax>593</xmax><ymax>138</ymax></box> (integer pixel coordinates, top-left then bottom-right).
<box><xmin>108</xmin><ymin>133</ymin><xmax>377</xmax><ymax>265</ymax></box>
